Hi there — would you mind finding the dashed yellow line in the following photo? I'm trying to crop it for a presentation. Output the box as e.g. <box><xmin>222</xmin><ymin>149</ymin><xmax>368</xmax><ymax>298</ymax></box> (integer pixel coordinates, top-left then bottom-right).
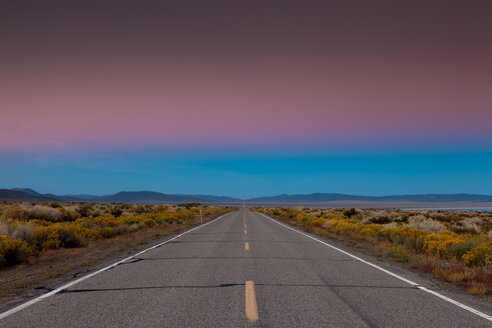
<box><xmin>245</xmin><ymin>242</ymin><xmax>250</xmax><ymax>251</ymax></box>
<box><xmin>245</xmin><ymin>281</ymin><xmax>258</xmax><ymax>322</ymax></box>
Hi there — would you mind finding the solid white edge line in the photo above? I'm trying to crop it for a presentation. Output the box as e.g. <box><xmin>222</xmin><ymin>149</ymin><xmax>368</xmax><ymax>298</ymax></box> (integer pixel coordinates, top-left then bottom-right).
<box><xmin>0</xmin><ymin>212</ymin><xmax>232</xmax><ymax>320</ymax></box>
<box><xmin>257</xmin><ymin>212</ymin><xmax>492</xmax><ymax>322</ymax></box>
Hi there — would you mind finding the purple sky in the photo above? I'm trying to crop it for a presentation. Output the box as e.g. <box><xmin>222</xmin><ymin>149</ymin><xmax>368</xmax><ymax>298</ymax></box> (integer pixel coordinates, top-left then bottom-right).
<box><xmin>1</xmin><ymin>1</ymin><xmax>491</xmax><ymax>196</ymax></box>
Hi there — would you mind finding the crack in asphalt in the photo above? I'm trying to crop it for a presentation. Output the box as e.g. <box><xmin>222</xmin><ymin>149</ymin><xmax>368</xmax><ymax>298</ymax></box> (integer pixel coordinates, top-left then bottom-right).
<box><xmin>129</xmin><ymin>256</ymin><xmax>356</xmax><ymax>261</ymax></box>
<box><xmin>58</xmin><ymin>283</ymin><xmax>418</xmax><ymax>294</ymax></box>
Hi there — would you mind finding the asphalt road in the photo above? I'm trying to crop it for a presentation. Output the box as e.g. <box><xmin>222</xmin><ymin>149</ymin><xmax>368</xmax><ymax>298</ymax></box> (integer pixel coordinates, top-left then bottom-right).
<box><xmin>1</xmin><ymin>208</ymin><xmax>491</xmax><ymax>327</ymax></box>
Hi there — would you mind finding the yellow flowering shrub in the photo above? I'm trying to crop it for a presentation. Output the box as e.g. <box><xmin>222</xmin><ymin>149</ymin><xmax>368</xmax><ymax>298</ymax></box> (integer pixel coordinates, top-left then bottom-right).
<box><xmin>462</xmin><ymin>241</ymin><xmax>492</xmax><ymax>267</ymax></box>
<box><xmin>0</xmin><ymin>235</ymin><xmax>32</xmax><ymax>267</ymax></box>
<box><xmin>0</xmin><ymin>203</ymin><xmax>235</xmax><ymax>268</ymax></box>
<box><xmin>257</xmin><ymin>207</ymin><xmax>492</xmax><ymax>269</ymax></box>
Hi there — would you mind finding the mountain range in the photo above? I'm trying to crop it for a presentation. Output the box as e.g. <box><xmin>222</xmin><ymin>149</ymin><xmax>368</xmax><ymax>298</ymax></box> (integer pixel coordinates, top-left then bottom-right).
<box><xmin>0</xmin><ymin>188</ymin><xmax>241</xmax><ymax>204</ymax></box>
<box><xmin>1</xmin><ymin>188</ymin><xmax>492</xmax><ymax>205</ymax></box>
<box><xmin>247</xmin><ymin>193</ymin><xmax>492</xmax><ymax>203</ymax></box>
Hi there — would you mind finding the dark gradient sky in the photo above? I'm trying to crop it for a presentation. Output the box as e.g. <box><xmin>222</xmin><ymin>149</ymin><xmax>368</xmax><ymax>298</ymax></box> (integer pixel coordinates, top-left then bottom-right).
<box><xmin>1</xmin><ymin>1</ymin><xmax>491</xmax><ymax>196</ymax></box>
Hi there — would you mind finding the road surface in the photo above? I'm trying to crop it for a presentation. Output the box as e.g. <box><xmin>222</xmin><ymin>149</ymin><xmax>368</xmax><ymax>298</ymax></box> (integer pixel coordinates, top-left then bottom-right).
<box><xmin>1</xmin><ymin>208</ymin><xmax>491</xmax><ymax>327</ymax></box>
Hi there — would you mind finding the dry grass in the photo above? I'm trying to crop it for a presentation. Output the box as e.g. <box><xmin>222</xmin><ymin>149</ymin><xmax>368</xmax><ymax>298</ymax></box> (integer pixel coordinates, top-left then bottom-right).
<box><xmin>467</xmin><ymin>282</ymin><xmax>488</xmax><ymax>295</ymax></box>
<box><xmin>383</xmin><ymin>246</ymin><xmax>412</xmax><ymax>263</ymax></box>
<box><xmin>433</xmin><ymin>267</ymin><xmax>476</xmax><ymax>283</ymax></box>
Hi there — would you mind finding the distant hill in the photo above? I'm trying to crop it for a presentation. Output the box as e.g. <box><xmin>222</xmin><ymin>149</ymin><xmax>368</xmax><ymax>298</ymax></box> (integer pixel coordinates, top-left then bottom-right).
<box><xmin>6</xmin><ymin>188</ymin><xmax>98</xmax><ymax>202</ymax></box>
<box><xmin>247</xmin><ymin>193</ymin><xmax>492</xmax><ymax>203</ymax></box>
<box><xmin>2</xmin><ymin>188</ymin><xmax>492</xmax><ymax>206</ymax></box>
<box><xmin>376</xmin><ymin>194</ymin><xmax>492</xmax><ymax>203</ymax></box>
<box><xmin>44</xmin><ymin>194</ymin><xmax>93</xmax><ymax>202</ymax></box>
<box><xmin>70</xmin><ymin>194</ymin><xmax>99</xmax><ymax>200</ymax></box>
<box><xmin>247</xmin><ymin>193</ymin><xmax>368</xmax><ymax>203</ymax></box>
<box><xmin>174</xmin><ymin>194</ymin><xmax>242</xmax><ymax>203</ymax></box>
<box><xmin>0</xmin><ymin>189</ymin><xmax>59</xmax><ymax>201</ymax></box>
<box><xmin>92</xmin><ymin>191</ymin><xmax>202</xmax><ymax>204</ymax></box>
<box><xmin>11</xmin><ymin>188</ymin><xmax>43</xmax><ymax>196</ymax></box>
<box><xmin>0</xmin><ymin>189</ymin><xmax>220</xmax><ymax>204</ymax></box>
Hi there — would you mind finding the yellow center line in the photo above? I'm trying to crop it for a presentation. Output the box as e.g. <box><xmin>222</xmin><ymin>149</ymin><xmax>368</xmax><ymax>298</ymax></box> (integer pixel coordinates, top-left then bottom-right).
<box><xmin>245</xmin><ymin>281</ymin><xmax>258</xmax><ymax>322</ymax></box>
<box><xmin>245</xmin><ymin>242</ymin><xmax>250</xmax><ymax>251</ymax></box>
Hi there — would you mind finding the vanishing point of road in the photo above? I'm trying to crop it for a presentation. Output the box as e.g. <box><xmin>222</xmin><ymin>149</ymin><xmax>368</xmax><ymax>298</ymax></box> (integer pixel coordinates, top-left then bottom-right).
<box><xmin>1</xmin><ymin>208</ymin><xmax>491</xmax><ymax>327</ymax></box>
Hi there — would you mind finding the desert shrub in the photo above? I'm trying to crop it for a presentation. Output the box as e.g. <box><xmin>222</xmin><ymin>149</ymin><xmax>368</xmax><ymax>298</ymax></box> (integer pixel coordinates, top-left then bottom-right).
<box><xmin>445</xmin><ymin>238</ymin><xmax>484</xmax><ymax>260</ymax></box>
<box><xmin>30</xmin><ymin>226</ymin><xmax>61</xmax><ymax>250</ymax></box>
<box><xmin>111</xmin><ymin>206</ymin><xmax>123</xmax><ymax>218</ymax></box>
<box><xmin>261</xmin><ymin>207</ymin><xmax>492</xmax><ymax>269</ymax></box>
<box><xmin>322</xmin><ymin>220</ymin><xmax>336</xmax><ymax>228</ymax></box>
<box><xmin>428</xmin><ymin>212</ymin><xmax>453</xmax><ymax>222</ymax></box>
<box><xmin>136</xmin><ymin>205</ymin><xmax>156</xmax><ymax>214</ymax></box>
<box><xmin>382</xmin><ymin>226</ymin><xmax>428</xmax><ymax>252</ymax></box>
<box><xmin>451</xmin><ymin>218</ymin><xmax>482</xmax><ymax>234</ymax></box>
<box><xmin>3</xmin><ymin>207</ymin><xmax>29</xmax><ymax>221</ymax></box>
<box><xmin>75</xmin><ymin>204</ymin><xmax>93</xmax><ymax>217</ymax></box>
<box><xmin>383</xmin><ymin>222</ymin><xmax>400</xmax><ymax>229</ymax></box>
<box><xmin>0</xmin><ymin>223</ymin><xmax>11</xmax><ymax>236</ymax></box>
<box><xmin>27</xmin><ymin>205</ymin><xmax>63</xmax><ymax>222</ymax></box>
<box><xmin>120</xmin><ymin>211</ymin><xmax>135</xmax><ymax>217</ymax></box>
<box><xmin>92</xmin><ymin>209</ymin><xmax>103</xmax><ymax>217</ymax></box>
<box><xmin>343</xmin><ymin>208</ymin><xmax>358</xmax><ymax>218</ymax></box>
<box><xmin>311</xmin><ymin>218</ymin><xmax>327</xmax><ymax>227</ymax></box>
<box><xmin>326</xmin><ymin>213</ymin><xmax>346</xmax><ymax>221</ymax></box>
<box><xmin>27</xmin><ymin>222</ymin><xmax>99</xmax><ymax>250</ymax></box>
<box><xmin>0</xmin><ymin>236</ymin><xmax>32</xmax><ymax>267</ymax></box>
<box><xmin>0</xmin><ymin>203</ymin><xmax>235</xmax><ymax>269</ymax></box>
<box><xmin>407</xmin><ymin>215</ymin><xmax>446</xmax><ymax>233</ymax></box>
<box><xmin>10</xmin><ymin>223</ymin><xmax>36</xmax><ymax>241</ymax></box>
<box><xmin>118</xmin><ymin>215</ymin><xmax>156</xmax><ymax>228</ymax></box>
<box><xmin>462</xmin><ymin>241</ymin><xmax>492</xmax><ymax>267</ymax></box>
<box><xmin>58</xmin><ymin>208</ymin><xmax>81</xmax><ymax>221</ymax></box>
<box><xmin>384</xmin><ymin>246</ymin><xmax>411</xmax><ymax>262</ymax></box>
<box><xmin>126</xmin><ymin>224</ymin><xmax>142</xmax><ymax>233</ymax></box>
<box><xmin>366</xmin><ymin>212</ymin><xmax>392</xmax><ymax>224</ymax></box>
<box><xmin>58</xmin><ymin>229</ymin><xmax>82</xmax><ymax>248</ymax></box>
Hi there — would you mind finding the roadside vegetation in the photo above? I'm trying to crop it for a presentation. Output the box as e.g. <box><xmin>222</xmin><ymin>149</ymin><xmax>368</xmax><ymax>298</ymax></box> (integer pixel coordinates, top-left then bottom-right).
<box><xmin>0</xmin><ymin>201</ymin><xmax>235</xmax><ymax>269</ymax></box>
<box><xmin>254</xmin><ymin>207</ymin><xmax>492</xmax><ymax>296</ymax></box>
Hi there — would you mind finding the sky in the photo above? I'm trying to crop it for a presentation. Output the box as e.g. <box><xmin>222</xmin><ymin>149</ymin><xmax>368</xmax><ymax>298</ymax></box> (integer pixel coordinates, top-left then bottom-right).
<box><xmin>1</xmin><ymin>1</ymin><xmax>491</xmax><ymax>197</ymax></box>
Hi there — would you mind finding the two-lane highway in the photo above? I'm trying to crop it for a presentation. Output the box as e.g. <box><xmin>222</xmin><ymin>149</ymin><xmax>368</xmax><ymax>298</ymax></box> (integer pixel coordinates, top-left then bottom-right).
<box><xmin>1</xmin><ymin>208</ymin><xmax>491</xmax><ymax>327</ymax></box>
